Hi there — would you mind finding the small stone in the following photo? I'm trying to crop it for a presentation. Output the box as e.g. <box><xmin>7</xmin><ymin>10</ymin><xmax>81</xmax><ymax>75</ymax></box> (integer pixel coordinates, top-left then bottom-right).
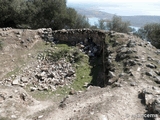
<box><xmin>146</xmin><ymin>63</ymin><xmax>157</xmax><ymax>69</ymax></box>
<box><xmin>108</xmin><ymin>71</ymin><xmax>116</xmax><ymax>78</ymax></box>
<box><xmin>38</xmin><ymin>115</ymin><xmax>44</xmax><ymax>119</ymax></box>
<box><xmin>59</xmin><ymin>103</ymin><xmax>66</xmax><ymax>108</ymax></box>
<box><xmin>127</xmin><ymin>40</ymin><xmax>136</xmax><ymax>47</ymax></box>
<box><xmin>40</xmin><ymin>71</ymin><xmax>46</xmax><ymax>77</ymax></box>
<box><xmin>14</xmin><ymin>90</ymin><xmax>18</xmax><ymax>93</ymax></box>
<box><xmin>130</xmin><ymin>82</ymin><xmax>137</xmax><ymax>86</ymax></box>
<box><xmin>146</xmin><ymin>70</ymin><xmax>154</xmax><ymax>77</ymax></box>
<box><xmin>41</xmin><ymin>67</ymin><xmax>48</xmax><ymax>72</ymax></box>
<box><xmin>11</xmin><ymin>115</ymin><xmax>17</xmax><ymax>119</ymax></box>
<box><xmin>21</xmin><ymin>77</ymin><xmax>28</xmax><ymax>83</ymax></box>
<box><xmin>108</xmin><ymin>78</ymin><xmax>117</xmax><ymax>85</ymax></box>
<box><xmin>43</xmin><ymin>86</ymin><xmax>49</xmax><ymax>91</ymax></box>
<box><xmin>20</xmin><ymin>93</ymin><xmax>27</xmax><ymax>101</ymax></box>
<box><xmin>67</xmin><ymin>70</ymin><xmax>75</xmax><ymax>76</ymax></box>
<box><xmin>0</xmin><ymin>95</ymin><xmax>5</xmax><ymax>103</ymax></box>
<box><xmin>137</xmin><ymin>67</ymin><xmax>141</xmax><ymax>72</ymax></box>
<box><xmin>28</xmin><ymin>53</ymin><xmax>31</xmax><ymax>57</ymax></box>
<box><xmin>83</xmin><ymin>82</ymin><xmax>88</xmax><ymax>87</ymax></box>
<box><xmin>155</xmin><ymin>71</ymin><xmax>160</xmax><ymax>76</ymax></box>
<box><xmin>114</xmin><ymin>82</ymin><xmax>122</xmax><ymax>87</ymax></box>
<box><xmin>12</xmin><ymin>77</ymin><xmax>20</xmax><ymax>85</ymax></box>
<box><xmin>155</xmin><ymin>76</ymin><xmax>160</xmax><ymax>84</ymax></box>
<box><xmin>30</xmin><ymin>87</ymin><xmax>37</xmax><ymax>91</ymax></box>
<box><xmin>119</xmin><ymin>73</ymin><xmax>125</xmax><ymax>77</ymax></box>
<box><xmin>128</xmin><ymin>60</ymin><xmax>137</xmax><ymax>66</ymax></box>
<box><xmin>69</xmin><ymin>89</ymin><xmax>76</xmax><ymax>95</ymax></box>
<box><xmin>152</xmin><ymin>98</ymin><xmax>160</xmax><ymax>114</ymax></box>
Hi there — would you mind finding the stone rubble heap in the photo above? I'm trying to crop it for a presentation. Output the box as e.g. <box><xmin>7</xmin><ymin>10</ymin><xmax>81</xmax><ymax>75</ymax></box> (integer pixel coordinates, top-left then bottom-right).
<box><xmin>2</xmin><ymin>59</ymin><xmax>75</xmax><ymax>91</ymax></box>
<box><xmin>141</xmin><ymin>87</ymin><xmax>160</xmax><ymax>119</ymax></box>
<box><xmin>76</xmin><ymin>40</ymin><xmax>101</xmax><ymax>57</ymax></box>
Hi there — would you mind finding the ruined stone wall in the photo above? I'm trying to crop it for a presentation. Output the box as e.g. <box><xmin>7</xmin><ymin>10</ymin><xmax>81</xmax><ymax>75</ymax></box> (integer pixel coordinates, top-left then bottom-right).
<box><xmin>40</xmin><ymin>28</ymin><xmax>108</xmax><ymax>47</ymax></box>
<box><xmin>39</xmin><ymin>28</ymin><xmax>109</xmax><ymax>87</ymax></box>
<box><xmin>53</xmin><ymin>29</ymin><xmax>107</xmax><ymax>46</ymax></box>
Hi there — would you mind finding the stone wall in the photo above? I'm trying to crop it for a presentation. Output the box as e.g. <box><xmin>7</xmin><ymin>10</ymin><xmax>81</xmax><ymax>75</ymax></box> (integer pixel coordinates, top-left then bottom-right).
<box><xmin>39</xmin><ymin>28</ymin><xmax>109</xmax><ymax>87</ymax></box>
<box><xmin>39</xmin><ymin>28</ymin><xmax>107</xmax><ymax>47</ymax></box>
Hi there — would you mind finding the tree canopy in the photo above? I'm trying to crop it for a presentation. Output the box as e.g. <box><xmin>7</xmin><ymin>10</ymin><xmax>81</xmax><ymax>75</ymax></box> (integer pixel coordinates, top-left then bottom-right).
<box><xmin>107</xmin><ymin>15</ymin><xmax>130</xmax><ymax>33</ymax></box>
<box><xmin>0</xmin><ymin>0</ymin><xmax>90</xmax><ymax>29</ymax></box>
<box><xmin>94</xmin><ymin>15</ymin><xmax>131</xmax><ymax>33</ymax></box>
<box><xmin>133</xmin><ymin>23</ymin><xmax>160</xmax><ymax>48</ymax></box>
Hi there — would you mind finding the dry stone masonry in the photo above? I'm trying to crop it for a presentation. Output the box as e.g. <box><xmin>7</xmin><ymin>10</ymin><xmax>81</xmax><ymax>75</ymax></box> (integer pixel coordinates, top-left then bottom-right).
<box><xmin>39</xmin><ymin>28</ymin><xmax>107</xmax><ymax>47</ymax></box>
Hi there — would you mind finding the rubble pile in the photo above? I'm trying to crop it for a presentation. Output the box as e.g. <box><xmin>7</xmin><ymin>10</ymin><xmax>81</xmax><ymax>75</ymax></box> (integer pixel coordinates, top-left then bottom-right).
<box><xmin>141</xmin><ymin>87</ymin><xmax>160</xmax><ymax>119</ymax></box>
<box><xmin>76</xmin><ymin>40</ymin><xmax>101</xmax><ymax>57</ymax></box>
<box><xmin>2</xmin><ymin>59</ymin><xmax>76</xmax><ymax>91</ymax></box>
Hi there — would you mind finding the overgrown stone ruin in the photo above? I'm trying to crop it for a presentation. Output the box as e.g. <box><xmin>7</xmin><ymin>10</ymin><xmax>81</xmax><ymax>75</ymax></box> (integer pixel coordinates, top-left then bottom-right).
<box><xmin>39</xmin><ymin>28</ymin><xmax>160</xmax><ymax>119</ymax></box>
<box><xmin>39</xmin><ymin>28</ymin><xmax>106</xmax><ymax>47</ymax></box>
<box><xmin>1</xmin><ymin>28</ymin><xmax>160</xmax><ymax>119</ymax></box>
<box><xmin>39</xmin><ymin>28</ymin><xmax>111</xmax><ymax>87</ymax></box>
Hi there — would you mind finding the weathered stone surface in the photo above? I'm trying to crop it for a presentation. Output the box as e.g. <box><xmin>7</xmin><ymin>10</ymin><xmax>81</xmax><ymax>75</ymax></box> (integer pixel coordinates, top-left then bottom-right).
<box><xmin>108</xmin><ymin>71</ymin><xmax>116</xmax><ymax>78</ymax></box>
<box><xmin>0</xmin><ymin>94</ymin><xmax>5</xmax><ymax>104</ymax></box>
<box><xmin>146</xmin><ymin>70</ymin><xmax>155</xmax><ymax>77</ymax></box>
<box><xmin>155</xmin><ymin>70</ymin><xmax>160</xmax><ymax>76</ymax></box>
<box><xmin>30</xmin><ymin>87</ymin><xmax>37</xmax><ymax>91</ymax></box>
<box><xmin>130</xmin><ymin>82</ymin><xmax>137</xmax><ymax>86</ymax></box>
<box><xmin>154</xmin><ymin>76</ymin><xmax>160</xmax><ymax>84</ymax></box>
<box><xmin>12</xmin><ymin>76</ymin><xmax>20</xmax><ymax>85</ymax></box>
<box><xmin>108</xmin><ymin>78</ymin><xmax>117</xmax><ymax>85</ymax></box>
<box><xmin>21</xmin><ymin>77</ymin><xmax>28</xmax><ymax>83</ymax></box>
<box><xmin>67</xmin><ymin>70</ymin><xmax>75</xmax><ymax>76</ymax></box>
<box><xmin>146</xmin><ymin>63</ymin><xmax>157</xmax><ymax>69</ymax></box>
<box><xmin>156</xmin><ymin>50</ymin><xmax>160</xmax><ymax>55</ymax></box>
<box><xmin>69</xmin><ymin>89</ymin><xmax>76</xmax><ymax>95</ymax></box>
<box><xmin>152</xmin><ymin>98</ymin><xmax>160</xmax><ymax>115</ymax></box>
<box><xmin>141</xmin><ymin>87</ymin><xmax>160</xmax><ymax>117</ymax></box>
<box><xmin>127</xmin><ymin>40</ymin><xmax>137</xmax><ymax>47</ymax></box>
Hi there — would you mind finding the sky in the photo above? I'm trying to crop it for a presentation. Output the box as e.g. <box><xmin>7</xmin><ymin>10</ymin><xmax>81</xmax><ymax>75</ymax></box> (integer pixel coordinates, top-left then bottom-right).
<box><xmin>67</xmin><ymin>0</ymin><xmax>160</xmax><ymax>16</ymax></box>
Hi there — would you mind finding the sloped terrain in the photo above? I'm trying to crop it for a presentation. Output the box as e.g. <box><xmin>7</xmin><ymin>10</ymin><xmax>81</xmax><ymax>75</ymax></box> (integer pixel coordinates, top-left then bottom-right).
<box><xmin>0</xmin><ymin>28</ymin><xmax>160</xmax><ymax>120</ymax></box>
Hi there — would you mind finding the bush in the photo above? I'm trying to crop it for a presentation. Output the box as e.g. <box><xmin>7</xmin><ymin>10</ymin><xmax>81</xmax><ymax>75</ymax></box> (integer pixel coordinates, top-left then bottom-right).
<box><xmin>107</xmin><ymin>15</ymin><xmax>130</xmax><ymax>33</ymax></box>
<box><xmin>135</xmin><ymin>23</ymin><xmax>160</xmax><ymax>48</ymax></box>
<box><xmin>0</xmin><ymin>0</ymin><xmax>90</xmax><ymax>29</ymax></box>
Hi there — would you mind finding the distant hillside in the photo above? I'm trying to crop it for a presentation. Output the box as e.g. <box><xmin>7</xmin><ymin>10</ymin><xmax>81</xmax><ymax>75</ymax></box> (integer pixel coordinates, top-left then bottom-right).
<box><xmin>121</xmin><ymin>16</ymin><xmax>160</xmax><ymax>27</ymax></box>
<box><xmin>74</xmin><ymin>7</ymin><xmax>160</xmax><ymax>27</ymax></box>
<box><xmin>75</xmin><ymin>8</ymin><xmax>113</xmax><ymax>20</ymax></box>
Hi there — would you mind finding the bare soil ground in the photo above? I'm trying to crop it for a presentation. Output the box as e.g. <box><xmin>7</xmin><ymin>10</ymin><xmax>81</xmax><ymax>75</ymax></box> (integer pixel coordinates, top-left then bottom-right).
<box><xmin>0</xmin><ymin>29</ymin><xmax>160</xmax><ymax>120</ymax></box>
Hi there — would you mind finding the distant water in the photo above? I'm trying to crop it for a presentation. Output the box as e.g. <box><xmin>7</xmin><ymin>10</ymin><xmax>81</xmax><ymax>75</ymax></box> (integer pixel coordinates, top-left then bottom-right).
<box><xmin>88</xmin><ymin>17</ymin><xmax>99</xmax><ymax>26</ymax></box>
<box><xmin>130</xmin><ymin>26</ymin><xmax>140</xmax><ymax>31</ymax></box>
<box><xmin>88</xmin><ymin>17</ymin><xmax>140</xmax><ymax>31</ymax></box>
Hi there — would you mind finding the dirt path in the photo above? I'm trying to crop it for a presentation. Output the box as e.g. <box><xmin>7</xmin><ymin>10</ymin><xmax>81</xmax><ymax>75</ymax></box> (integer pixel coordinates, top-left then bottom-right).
<box><xmin>46</xmin><ymin>86</ymin><xmax>145</xmax><ymax>120</ymax></box>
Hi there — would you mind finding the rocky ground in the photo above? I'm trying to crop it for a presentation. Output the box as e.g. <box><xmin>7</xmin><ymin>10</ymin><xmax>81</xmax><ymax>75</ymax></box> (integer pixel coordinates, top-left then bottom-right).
<box><xmin>0</xmin><ymin>28</ymin><xmax>160</xmax><ymax>120</ymax></box>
